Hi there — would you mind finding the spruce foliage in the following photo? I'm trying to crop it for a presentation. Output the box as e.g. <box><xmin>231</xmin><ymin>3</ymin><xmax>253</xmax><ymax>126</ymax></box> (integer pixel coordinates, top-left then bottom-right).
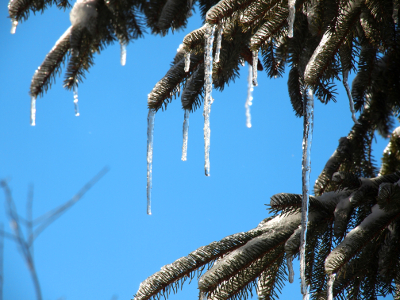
<box><xmin>10</xmin><ymin>0</ymin><xmax>400</xmax><ymax>299</ymax></box>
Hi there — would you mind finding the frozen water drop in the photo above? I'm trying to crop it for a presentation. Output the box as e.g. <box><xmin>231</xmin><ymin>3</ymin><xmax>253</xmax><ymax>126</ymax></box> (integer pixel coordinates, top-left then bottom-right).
<box><xmin>10</xmin><ymin>19</ymin><xmax>18</xmax><ymax>34</ymax></box>
<box><xmin>245</xmin><ymin>63</ymin><xmax>254</xmax><ymax>128</ymax></box>
<box><xmin>214</xmin><ymin>24</ymin><xmax>223</xmax><ymax>63</ymax></box>
<box><xmin>184</xmin><ymin>51</ymin><xmax>191</xmax><ymax>72</ymax></box>
<box><xmin>30</xmin><ymin>96</ymin><xmax>36</xmax><ymax>126</ymax></box>
<box><xmin>147</xmin><ymin>109</ymin><xmax>156</xmax><ymax>215</ymax></box>
<box><xmin>327</xmin><ymin>273</ymin><xmax>336</xmax><ymax>300</ymax></box>
<box><xmin>203</xmin><ymin>23</ymin><xmax>216</xmax><ymax>177</ymax></box>
<box><xmin>343</xmin><ymin>70</ymin><xmax>359</xmax><ymax>124</ymax></box>
<box><xmin>300</xmin><ymin>88</ymin><xmax>314</xmax><ymax>300</ymax></box>
<box><xmin>120</xmin><ymin>41</ymin><xmax>126</xmax><ymax>66</ymax></box>
<box><xmin>288</xmin><ymin>0</ymin><xmax>296</xmax><ymax>38</ymax></box>
<box><xmin>181</xmin><ymin>109</ymin><xmax>190</xmax><ymax>161</ymax></box>
<box><xmin>73</xmin><ymin>85</ymin><xmax>80</xmax><ymax>116</ymax></box>
<box><xmin>252</xmin><ymin>50</ymin><xmax>258</xmax><ymax>86</ymax></box>
<box><xmin>287</xmin><ymin>255</ymin><xmax>294</xmax><ymax>283</ymax></box>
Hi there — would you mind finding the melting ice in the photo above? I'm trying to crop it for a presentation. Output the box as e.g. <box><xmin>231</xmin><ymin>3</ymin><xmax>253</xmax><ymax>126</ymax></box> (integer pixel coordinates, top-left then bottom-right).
<box><xmin>245</xmin><ymin>64</ymin><xmax>253</xmax><ymax>128</ymax></box>
<box><xmin>181</xmin><ymin>109</ymin><xmax>190</xmax><ymax>161</ymax></box>
<box><xmin>73</xmin><ymin>85</ymin><xmax>80</xmax><ymax>116</ymax></box>
<box><xmin>147</xmin><ymin>110</ymin><xmax>156</xmax><ymax>215</ymax></box>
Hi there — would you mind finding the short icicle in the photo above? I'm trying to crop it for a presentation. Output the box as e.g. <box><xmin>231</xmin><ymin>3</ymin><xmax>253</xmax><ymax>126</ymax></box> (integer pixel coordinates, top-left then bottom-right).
<box><xmin>287</xmin><ymin>255</ymin><xmax>294</xmax><ymax>283</ymax></box>
<box><xmin>30</xmin><ymin>96</ymin><xmax>36</xmax><ymax>126</ymax></box>
<box><xmin>245</xmin><ymin>63</ymin><xmax>254</xmax><ymax>128</ymax></box>
<box><xmin>252</xmin><ymin>50</ymin><xmax>258</xmax><ymax>86</ymax></box>
<box><xmin>300</xmin><ymin>88</ymin><xmax>314</xmax><ymax>300</ymax></box>
<box><xmin>181</xmin><ymin>109</ymin><xmax>190</xmax><ymax>161</ymax></box>
<box><xmin>10</xmin><ymin>19</ymin><xmax>18</xmax><ymax>34</ymax></box>
<box><xmin>184</xmin><ymin>51</ymin><xmax>191</xmax><ymax>72</ymax></box>
<box><xmin>73</xmin><ymin>85</ymin><xmax>80</xmax><ymax>116</ymax></box>
<box><xmin>203</xmin><ymin>23</ymin><xmax>216</xmax><ymax>177</ymax></box>
<box><xmin>214</xmin><ymin>24</ymin><xmax>223</xmax><ymax>63</ymax></box>
<box><xmin>147</xmin><ymin>109</ymin><xmax>156</xmax><ymax>215</ymax></box>
<box><xmin>288</xmin><ymin>0</ymin><xmax>296</xmax><ymax>38</ymax></box>
<box><xmin>120</xmin><ymin>41</ymin><xmax>127</xmax><ymax>66</ymax></box>
<box><xmin>327</xmin><ymin>273</ymin><xmax>337</xmax><ymax>300</ymax></box>
<box><xmin>343</xmin><ymin>70</ymin><xmax>359</xmax><ymax>124</ymax></box>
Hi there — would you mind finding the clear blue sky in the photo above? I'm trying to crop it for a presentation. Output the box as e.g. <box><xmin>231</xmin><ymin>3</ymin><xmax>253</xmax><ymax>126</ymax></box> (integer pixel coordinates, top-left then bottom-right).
<box><xmin>0</xmin><ymin>3</ymin><xmax>393</xmax><ymax>300</ymax></box>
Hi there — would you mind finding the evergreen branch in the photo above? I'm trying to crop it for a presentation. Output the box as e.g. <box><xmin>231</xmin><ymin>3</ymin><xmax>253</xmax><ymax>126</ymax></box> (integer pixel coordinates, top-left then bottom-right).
<box><xmin>378</xmin><ymin>221</ymin><xmax>400</xmax><ymax>281</ymax></box>
<box><xmin>147</xmin><ymin>51</ymin><xmax>203</xmax><ymax>111</ymax></box>
<box><xmin>205</xmin><ymin>0</ymin><xmax>257</xmax><ymax>24</ymax></box>
<box><xmin>249</xmin><ymin>8</ymin><xmax>288</xmax><ymax>52</ymax></box>
<box><xmin>198</xmin><ymin>213</ymin><xmax>301</xmax><ymax>293</ymax></box>
<box><xmin>257</xmin><ymin>253</ymin><xmax>286</xmax><ymax>300</ymax></box>
<box><xmin>133</xmin><ymin>217</ymin><xmax>275</xmax><ymax>300</ymax></box>
<box><xmin>378</xmin><ymin>127</ymin><xmax>400</xmax><ymax>176</ymax></box>
<box><xmin>30</xmin><ymin>26</ymin><xmax>72</xmax><ymax>99</ymax></box>
<box><xmin>208</xmin><ymin>246</ymin><xmax>284</xmax><ymax>300</ymax></box>
<box><xmin>181</xmin><ymin>62</ymin><xmax>205</xmax><ymax>111</ymax></box>
<box><xmin>156</xmin><ymin>0</ymin><xmax>191</xmax><ymax>34</ymax></box>
<box><xmin>325</xmin><ymin>204</ymin><xmax>400</xmax><ymax>274</ymax></box>
<box><xmin>182</xmin><ymin>24</ymin><xmax>207</xmax><ymax>55</ymax></box>
<box><xmin>304</xmin><ymin>1</ymin><xmax>363</xmax><ymax>86</ymax></box>
<box><xmin>287</xmin><ymin>66</ymin><xmax>303</xmax><ymax>117</ymax></box>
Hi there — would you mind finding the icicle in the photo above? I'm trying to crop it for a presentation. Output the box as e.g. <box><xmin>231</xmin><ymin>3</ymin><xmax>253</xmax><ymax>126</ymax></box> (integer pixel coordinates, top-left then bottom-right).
<box><xmin>30</xmin><ymin>96</ymin><xmax>36</xmax><ymax>126</ymax></box>
<box><xmin>245</xmin><ymin>63</ymin><xmax>254</xmax><ymax>128</ymax></box>
<box><xmin>287</xmin><ymin>255</ymin><xmax>294</xmax><ymax>283</ymax></box>
<box><xmin>184</xmin><ymin>51</ymin><xmax>191</xmax><ymax>72</ymax></box>
<box><xmin>393</xmin><ymin>0</ymin><xmax>399</xmax><ymax>23</ymax></box>
<box><xmin>300</xmin><ymin>88</ymin><xmax>314</xmax><ymax>300</ymax></box>
<box><xmin>214</xmin><ymin>24</ymin><xmax>223</xmax><ymax>63</ymax></box>
<box><xmin>203</xmin><ymin>23</ymin><xmax>216</xmax><ymax>177</ymax></box>
<box><xmin>181</xmin><ymin>109</ymin><xmax>190</xmax><ymax>161</ymax></box>
<box><xmin>10</xmin><ymin>19</ymin><xmax>18</xmax><ymax>34</ymax></box>
<box><xmin>288</xmin><ymin>0</ymin><xmax>296</xmax><ymax>38</ymax></box>
<box><xmin>327</xmin><ymin>273</ymin><xmax>336</xmax><ymax>300</ymax></box>
<box><xmin>343</xmin><ymin>70</ymin><xmax>359</xmax><ymax>124</ymax></box>
<box><xmin>120</xmin><ymin>41</ymin><xmax>126</xmax><ymax>66</ymax></box>
<box><xmin>147</xmin><ymin>109</ymin><xmax>156</xmax><ymax>215</ymax></box>
<box><xmin>73</xmin><ymin>85</ymin><xmax>80</xmax><ymax>116</ymax></box>
<box><xmin>252</xmin><ymin>50</ymin><xmax>258</xmax><ymax>86</ymax></box>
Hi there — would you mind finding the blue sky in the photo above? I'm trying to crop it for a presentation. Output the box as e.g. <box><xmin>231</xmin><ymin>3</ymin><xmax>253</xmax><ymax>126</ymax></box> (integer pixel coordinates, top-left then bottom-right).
<box><xmin>0</xmin><ymin>3</ymin><xmax>393</xmax><ymax>300</ymax></box>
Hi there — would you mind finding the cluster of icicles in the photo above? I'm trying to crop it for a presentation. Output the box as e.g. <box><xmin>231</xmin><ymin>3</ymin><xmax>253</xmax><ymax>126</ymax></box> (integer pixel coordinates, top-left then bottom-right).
<box><xmin>12</xmin><ymin>0</ymin><xmax>362</xmax><ymax>298</ymax></box>
<box><xmin>145</xmin><ymin>4</ymin><xmax>360</xmax><ymax>300</ymax></box>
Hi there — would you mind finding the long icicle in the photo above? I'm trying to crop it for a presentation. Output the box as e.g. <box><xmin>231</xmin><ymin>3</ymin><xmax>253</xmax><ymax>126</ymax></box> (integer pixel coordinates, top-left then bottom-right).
<box><xmin>245</xmin><ymin>63</ymin><xmax>254</xmax><ymax>128</ymax></box>
<box><xmin>343</xmin><ymin>70</ymin><xmax>359</xmax><ymax>124</ymax></box>
<box><xmin>214</xmin><ymin>24</ymin><xmax>223</xmax><ymax>63</ymax></box>
<box><xmin>181</xmin><ymin>109</ymin><xmax>190</xmax><ymax>161</ymax></box>
<box><xmin>300</xmin><ymin>88</ymin><xmax>314</xmax><ymax>300</ymax></box>
<box><xmin>30</xmin><ymin>96</ymin><xmax>36</xmax><ymax>126</ymax></box>
<box><xmin>327</xmin><ymin>273</ymin><xmax>336</xmax><ymax>300</ymax></box>
<box><xmin>147</xmin><ymin>109</ymin><xmax>156</xmax><ymax>215</ymax></box>
<box><xmin>288</xmin><ymin>0</ymin><xmax>296</xmax><ymax>38</ymax></box>
<box><xmin>120</xmin><ymin>41</ymin><xmax>127</xmax><ymax>66</ymax></box>
<box><xmin>252</xmin><ymin>50</ymin><xmax>258</xmax><ymax>86</ymax></box>
<box><xmin>73</xmin><ymin>85</ymin><xmax>80</xmax><ymax>116</ymax></box>
<box><xmin>203</xmin><ymin>23</ymin><xmax>216</xmax><ymax>177</ymax></box>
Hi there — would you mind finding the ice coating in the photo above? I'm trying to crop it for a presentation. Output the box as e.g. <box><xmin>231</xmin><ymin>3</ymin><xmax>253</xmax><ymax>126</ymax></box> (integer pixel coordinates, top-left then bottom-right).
<box><xmin>214</xmin><ymin>24</ymin><xmax>223</xmax><ymax>63</ymax></box>
<box><xmin>252</xmin><ymin>50</ymin><xmax>258</xmax><ymax>86</ymax></box>
<box><xmin>288</xmin><ymin>0</ymin><xmax>296</xmax><ymax>38</ymax></box>
<box><xmin>73</xmin><ymin>85</ymin><xmax>80</xmax><ymax>116</ymax></box>
<box><xmin>181</xmin><ymin>109</ymin><xmax>190</xmax><ymax>161</ymax></box>
<box><xmin>30</xmin><ymin>96</ymin><xmax>36</xmax><ymax>126</ymax></box>
<box><xmin>184</xmin><ymin>51</ymin><xmax>190</xmax><ymax>72</ymax></box>
<box><xmin>327</xmin><ymin>273</ymin><xmax>336</xmax><ymax>300</ymax></box>
<box><xmin>10</xmin><ymin>19</ymin><xmax>18</xmax><ymax>34</ymax></box>
<box><xmin>245</xmin><ymin>64</ymin><xmax>253</xmax><ymax>128</ymax></box>
<box><xmin>120</xmin><ymin>41</ymin><xmax>126</xmax><ymax>66</ymax></box>
<box><xmin>287</xmin><ymin>255</ymin><xmax>294</xmax><ymax>283</ymax></box>
<box><xmin>343</xmin><ymin>70</ymin><xmax>359</xmax><ymax>124</ymax></box>
<box><xmin>147</xmin><ymin>110</ymin><xmax>156</xmax><ymax>215</ymax></box>
<box><xmin>300</xmin><ymin>88</ymin><xmax>314</xmax><ymax>300</ymax></box>
<box><xmin>203</xmin><ymin>23</ymin><xmax>216</xmax><ymax>177</ymax></box>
